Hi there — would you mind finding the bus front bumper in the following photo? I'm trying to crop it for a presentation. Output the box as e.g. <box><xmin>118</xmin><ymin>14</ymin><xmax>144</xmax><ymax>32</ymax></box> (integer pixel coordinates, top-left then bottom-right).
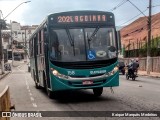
<box><xmin>50</xmin><ymin>72</ymin><xmax>119</xmax><ymax>91</ymax></box>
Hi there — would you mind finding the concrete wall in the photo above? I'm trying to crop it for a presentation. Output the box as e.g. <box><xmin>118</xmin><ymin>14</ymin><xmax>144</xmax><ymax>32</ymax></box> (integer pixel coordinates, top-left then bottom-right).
<box><xmin>119</xmin><ymin>57</ymin><xmax>160</xmax><ymax>73</ymax></box>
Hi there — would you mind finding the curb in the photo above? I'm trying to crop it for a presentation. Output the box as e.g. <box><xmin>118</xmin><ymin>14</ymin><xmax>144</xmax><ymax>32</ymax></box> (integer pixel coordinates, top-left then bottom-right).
<box><xmin>138</xmin><ymin>74</ymin><xmax>160</xmax><ymax>78</ymax></box>
<box><xmin>0</xmin><ymin>72</ymin><xmax>10</xmax><ymax>80</ymax></box>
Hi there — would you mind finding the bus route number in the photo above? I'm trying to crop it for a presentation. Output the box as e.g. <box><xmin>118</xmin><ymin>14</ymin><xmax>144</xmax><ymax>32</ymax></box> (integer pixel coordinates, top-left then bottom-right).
<box><xmin>58</xmin><ymin>16</ymin><xmax>73</xmax><ymax>23</ymax></box>
<box><xmin>68</xmin><ymin>71</ymin><xmax>75</xmax><ymax>75</ymax></box>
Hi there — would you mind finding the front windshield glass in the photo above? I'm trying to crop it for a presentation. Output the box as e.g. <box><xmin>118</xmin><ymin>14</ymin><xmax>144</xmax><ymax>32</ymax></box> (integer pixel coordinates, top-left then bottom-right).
<box><xmin>49</xmin><ymin>27</ymin><xmax>116</xmax><ymax>62</ymax></box>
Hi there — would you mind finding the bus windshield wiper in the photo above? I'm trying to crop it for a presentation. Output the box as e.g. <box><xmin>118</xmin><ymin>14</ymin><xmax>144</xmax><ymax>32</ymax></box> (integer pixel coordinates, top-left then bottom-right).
<box><xmin>87</xmin><ymin>26</ymin><xmax>100</xmax><ymax>49</ymax></box>
<box><xmin>88</xmin><ymin>26</ymin><xmax>100</xmax><ymax>42</ymax></box>
<box><xmin>65</xmin><ymin>29</ymin><xmax>76</xmax><ymax>56</ymax></box>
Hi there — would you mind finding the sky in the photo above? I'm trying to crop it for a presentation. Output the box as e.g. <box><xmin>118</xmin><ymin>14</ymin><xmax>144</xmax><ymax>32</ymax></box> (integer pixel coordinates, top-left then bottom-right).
<box><xmin>0</xmin><ymin>0</ymin><xmax>160</xmax><ymax>26</ymax></box>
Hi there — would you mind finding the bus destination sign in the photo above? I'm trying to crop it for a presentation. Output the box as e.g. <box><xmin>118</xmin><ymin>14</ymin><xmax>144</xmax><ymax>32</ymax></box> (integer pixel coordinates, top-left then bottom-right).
<box><xmin>57</xmin><ymin>14</ymin><xmax>107</xmax><ymax>23</ymax></box>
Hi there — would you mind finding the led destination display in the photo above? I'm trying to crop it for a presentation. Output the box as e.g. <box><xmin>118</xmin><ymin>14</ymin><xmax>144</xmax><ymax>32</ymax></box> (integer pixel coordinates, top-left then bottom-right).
<box><xmin>57</xmin><ymin>14</ymin><xmax>107</xmax><ymax>23</ymax></box>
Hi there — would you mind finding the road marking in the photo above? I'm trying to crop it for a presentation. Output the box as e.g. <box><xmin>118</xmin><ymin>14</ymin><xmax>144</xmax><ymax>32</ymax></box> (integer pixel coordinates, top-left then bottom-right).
<box><xmin>25</xmin><ymin>81</ymin><xmax>28</xmax><ymax>86</ymax></box>
<box><xmin>28</xmin><ymin>90</ymin><xmax>31</xmax><ymax>93</ymax></box>
<box><xmin>30</xmin><ymin>97</ymin><xmax>35</xmax><ymax>101</ymax></box>
<box><xmin>27</xmin><ymin>86</ymin><xmax>30</xmax><ymax>90</ymax></box>
<box><xmin>17</xmin><ymin>65</ymin><xmax>25</xmax><ymax>73</ymax></box>
<box><xmin>17</xmin><ymin>66</ymin><xmax>21</xmax><ymax>68</ymax></box>
<box><xmin>25</xmin><ymin>75</ymin><xmax>38</xmax><ymax>109</ymax></box>
<box><xmin>32</xmin><ymin>103</ymin><xmax>37</xmax><ymax>108</ymax></box>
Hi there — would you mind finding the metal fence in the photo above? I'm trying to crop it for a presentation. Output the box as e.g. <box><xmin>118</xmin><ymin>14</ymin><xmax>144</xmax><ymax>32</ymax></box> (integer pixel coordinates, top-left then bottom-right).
<box><xmin>119</xmin><ymin>57</ymin><xmax>160</xmax><ymax>73</ymax></box>
<box><xmin>122</xmin><ymin>35</ymin><xmax>160</xmax><ymax>58</ymax></box>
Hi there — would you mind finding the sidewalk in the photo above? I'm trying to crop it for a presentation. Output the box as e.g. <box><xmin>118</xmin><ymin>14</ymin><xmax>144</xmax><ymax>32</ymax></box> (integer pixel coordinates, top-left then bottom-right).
<box><xmin>138</xmin><ymin>70</ymin><xmax>160</xmax><ymax>78</ymax></box>
<box><xmin>0</xmin><ymin>70</ymin><xmax>10</xmax><ymax>80</ymax></box>
<box><xmin>0</xmin><ymin>59</ymin><xmax>25</xmax><ymax>80</ymax></box>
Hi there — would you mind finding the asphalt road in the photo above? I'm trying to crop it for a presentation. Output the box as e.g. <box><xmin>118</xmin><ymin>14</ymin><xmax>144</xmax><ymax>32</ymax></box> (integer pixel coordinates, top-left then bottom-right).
<box><xmin>0</xmin><ymin>62</ymin><xmax>160</xmax><ymax>120</ymax></box>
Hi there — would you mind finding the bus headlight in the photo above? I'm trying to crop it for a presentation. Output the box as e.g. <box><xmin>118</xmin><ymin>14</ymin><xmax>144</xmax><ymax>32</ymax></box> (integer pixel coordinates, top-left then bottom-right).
<box><xmin>52</xmin><ymin>69</ymin><xmax>69</xmax><ymax>79</ymax></box>
<box><xmin>109</xmin><ymin>66</ymin><xmax>119</xmax><ymax>75</ymax></box>
<box><xmin>53</xmin><ymin>70</ymin><xmax>59</xmax><ymax>76</ymax></box>
<box><xmin>113</xmin><ymin>66</ymin><xmax>119</xmax><ymax>72</ymax></box>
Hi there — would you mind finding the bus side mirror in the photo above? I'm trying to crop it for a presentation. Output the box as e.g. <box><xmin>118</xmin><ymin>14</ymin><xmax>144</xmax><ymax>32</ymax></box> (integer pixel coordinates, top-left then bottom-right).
<box><xmin>116</xmin><ymin>30</ymin><xmax>121</xmax><ymax>55</ymax></box>
<box><xmin>44</xmin><ymin>26</ymin><xmax>47</xmax><ymax>37</ymax></box>
<box><xmin>44</xmin><ymin>27</ymin><xmax>47</xmax><ymax>31</ymax></box>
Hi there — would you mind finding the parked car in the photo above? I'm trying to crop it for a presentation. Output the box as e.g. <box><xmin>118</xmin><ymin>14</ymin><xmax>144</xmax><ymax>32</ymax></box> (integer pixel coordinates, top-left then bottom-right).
<box><xmin>14</xmin><ymin>55</ymin><xmax>21</xmax><ymax>61</ymax></box>
<box><xmin>118</xmin><ymin>61</ymin><xmax>125</xmax><ymax>75</ymax></box>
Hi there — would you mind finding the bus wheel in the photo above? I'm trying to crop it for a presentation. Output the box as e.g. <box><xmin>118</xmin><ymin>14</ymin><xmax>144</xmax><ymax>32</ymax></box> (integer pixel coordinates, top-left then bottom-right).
<box><xmin>46</xmin><ymin>88</ymin><xmax>55</xmax><ymax>99</ymax></box>
<box><xmin>35</xmin><ymin>81</ymin><xmax>41</xmax><ymax>89</ymax></box>
<box><xmin>46</xmin><ymin>88</ymin><xmax>53</xmax><ymax>99</ymax></box>
<box><xmin>34</xmin><ymin>72</ymin><xmax>40</xmax><ymax>89</ymax></box>
<box><xmin>45</xmin><ymin>83</ymin><xmax>54</xmax><ymax>99</ymax></box>
<box><xmin>93</xmin><ymin>87</ymin><xmax>103</xmax><ymax>97</ymax></box>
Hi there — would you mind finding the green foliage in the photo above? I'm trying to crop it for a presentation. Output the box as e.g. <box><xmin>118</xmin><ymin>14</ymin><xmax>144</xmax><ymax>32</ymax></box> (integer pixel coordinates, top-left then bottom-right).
<box><xmin>138</xmin><ymin>36</ymin><xmax>160</xmax><ymax>57</ymax></box>
<box><xmin>124</xmin><ymin>36</ymin><xmax>160</xmax><ymax>57</ymax></box>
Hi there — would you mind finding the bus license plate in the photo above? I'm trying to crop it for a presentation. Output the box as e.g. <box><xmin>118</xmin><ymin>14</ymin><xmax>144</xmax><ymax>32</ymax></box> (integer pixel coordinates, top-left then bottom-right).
<box><xmin>82</xmin><ymin>80</ymin><xmax>93</xmax><ymax>85</ymax></box>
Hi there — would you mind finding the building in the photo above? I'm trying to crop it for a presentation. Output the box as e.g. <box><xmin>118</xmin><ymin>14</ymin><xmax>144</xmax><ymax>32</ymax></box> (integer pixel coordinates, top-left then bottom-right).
<box><xmin>2</xmin><ymin>21</ymin><xmax>38</xmax><ymax>61</ymax></box>
<box><xmin>1</xmin><ymin>30</ymin><xmax>11</xmax><ymax>62</ymax></box>
<box><xmin>11</xmin><ymin>21</ymin><xmax>38</xmax><ymax>48</ymax></box>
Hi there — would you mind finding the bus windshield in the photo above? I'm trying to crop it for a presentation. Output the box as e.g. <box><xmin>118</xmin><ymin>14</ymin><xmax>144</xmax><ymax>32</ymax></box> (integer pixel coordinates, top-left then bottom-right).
<box><xmin>49</xmin><ymin>27</ymin><xmax>116</xmax><ymax>62</ymax></box>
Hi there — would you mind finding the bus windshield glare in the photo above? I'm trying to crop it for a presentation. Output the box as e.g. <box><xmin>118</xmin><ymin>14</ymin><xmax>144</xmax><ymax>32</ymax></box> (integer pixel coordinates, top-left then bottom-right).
<box><xmin>49</xmin><ymin>27</ymin><xmax>116</xmax><ymax>62</ymax></box>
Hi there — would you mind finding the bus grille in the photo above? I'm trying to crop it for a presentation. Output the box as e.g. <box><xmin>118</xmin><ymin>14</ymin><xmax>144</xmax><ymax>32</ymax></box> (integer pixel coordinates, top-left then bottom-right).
<box><xmin>51</xmin><ymin>58</ymin><xmax>117</xmax><ymax>69</ymax></box>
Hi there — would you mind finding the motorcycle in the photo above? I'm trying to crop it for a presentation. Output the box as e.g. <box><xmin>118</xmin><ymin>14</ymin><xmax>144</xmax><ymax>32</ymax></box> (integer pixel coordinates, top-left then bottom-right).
<box><xmin>4</xmin><ymin>64</ymin><xmax>11</xmax><ymax>71</ymax></box>
<box><xmin>126</xmin><ymin>68</ymin><xmax>138</xmax><ymax>80</ymax></box>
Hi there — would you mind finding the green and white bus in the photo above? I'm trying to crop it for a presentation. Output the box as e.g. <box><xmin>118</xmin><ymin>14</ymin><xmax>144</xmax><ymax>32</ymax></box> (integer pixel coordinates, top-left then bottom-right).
<box><xmin>29</xmin><ymin>11</ymin><xmax>119</xmax><ymax>98</ymax></box>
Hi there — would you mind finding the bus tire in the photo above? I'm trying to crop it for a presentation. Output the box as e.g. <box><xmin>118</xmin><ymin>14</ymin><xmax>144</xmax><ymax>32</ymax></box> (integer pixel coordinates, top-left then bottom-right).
<box><xmin>93</xmin><ymin>87</ymin><xmax>103</xmax><ymax>97</ymax></box>
<box><xmin>33</xmin><ymin>71</ymin><xmax>40</xmax><ymax>89</ymax></box>
<box><xmin>46</xmin><ymin>88</ymin><xmax>54</xmax><ymax>99</ymax></box>
<box><xmin>35</xmin><ymin>81</ymin><xmax>41</xmax><ymax>89</ymax></box>
<box><xmin>45</xmin><ymin>81</ymin><xmax>55</xmax><ymax>99</ymax></box>
<box><xmin>43</xmin><ymin>72</ymin><xmax>47</xmax><ymax>89</ymax></box>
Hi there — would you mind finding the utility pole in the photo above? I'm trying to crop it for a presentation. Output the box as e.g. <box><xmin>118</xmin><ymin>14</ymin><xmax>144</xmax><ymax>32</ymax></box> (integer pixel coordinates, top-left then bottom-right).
<box><xmin>10</xmin><ymin>21</ymin><xmax>14</xmax><ymax>66</ymax></box>
<box><xmin>0</xmin><ymin>19</ymin><xmax>4</xmax><ymax>74</ymax></box>
<box><xmin>24</xmin><ymin>28</ymin><xmax>27</xmax><ymax>60</ymax></box>
<box><xmin>146</xmin><ymin>0</ymin><xmax>152</xmax><ymax>74</ymax></box>
<box><xmin>0</xmin><ymin>15</ymin><xmax>6</xmax><ymax>74</ymax></box>
<box><xmin>22</xmin><ymin>32</ymin><xmax>24</xmax><ymax>47</ymax></box>
<box><xmin>25</xmin><ymin>28</ymin><xmax>26</xmax><ymax>50</ymax></box>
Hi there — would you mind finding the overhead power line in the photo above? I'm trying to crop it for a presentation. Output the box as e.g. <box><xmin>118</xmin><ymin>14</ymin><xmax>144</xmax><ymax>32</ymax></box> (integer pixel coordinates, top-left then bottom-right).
<box><xmin>120</xmin><ymin>0</ymin><xmax>160</xmax><ymax>37</ymax></box>
<box><xmin>121</xmin><ymin>11</ymin><xmax>160</xmax><ymax>36</ymax></box>
<box><xmin>152</xmin><ymin>26</ymin><xmax>160</xmax><ymax>29</ymax></box>
<box><xmin>122</xmin><ymin>24</ymin><xmax>148</xmax><ymax>37</ymax></box>
<box><xmin>108</xmin><ymin>0</ymin><xmax>128</xmax><ymax>11</ymax></box>
<box><xmin>128</xmin><ymin>0</ymin><xmax>147</xmax><ymax>17</ymax></box>
<box><xmin>151</xmin><ymin>4</ymin><xmax>160</xmax><ymax>8</ymax></box>
<box><xmin>118</xmin><ymin>8</ymin><xmax>148</xmax><ymax>26</ymax></box>
<box><xmin>118</xmin><ymin>0</ymin><xmax>150</xmax><ymax>26</ymax></box>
